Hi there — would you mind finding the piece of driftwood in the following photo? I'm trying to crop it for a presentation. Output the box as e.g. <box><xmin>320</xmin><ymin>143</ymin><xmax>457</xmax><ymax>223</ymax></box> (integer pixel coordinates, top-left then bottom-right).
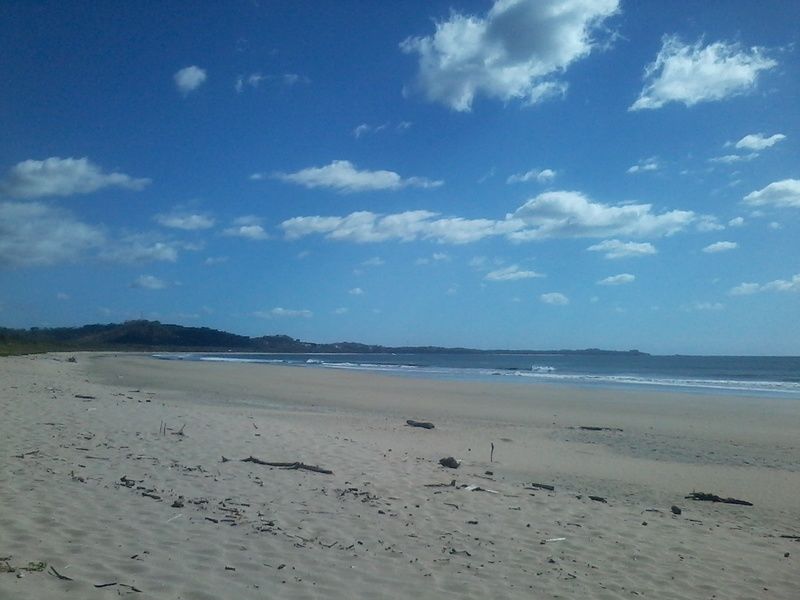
<box><xmin>526</xmin><ymin>482</ymin><xmax>555</xmax><ymax>491</ymax></box>
<box><xmin>685</xmin><ymin>492</ymin><xmax>753</xmax><ymax>506</ymax></box>
<box><xmin>577</xmin><ymin>426</ymin><xmax>623</xmax><ymax>432</ymax></box>
<box><xmin>589</xmin><ymin>495</ymin><xmax>607</xmax><ymax>503</ymax></box>
<box><xmin>48</xmin><ymin>566</ymin><xmax>73</xmax><ymax>581</ymax></box>
<box><xmin>14</xmin><ymin>449</ymin><xmax>39</xmax><ymax>459</ymax></box>
<box><xmin>75</xmin><ymin>394</ymin><xmax>96</xmax><ymax>400</ymax></box>
<box><xmin>439</xmin><ymin>457</ymin><xmax>460</xmax><ymax>469</ymax></box>
<box><xmin>406</xmin><ymin>420</ymin><xmax>435</xmax><ymax>429</ymax></box>
<box><xmin>241</xmin><ymin>456</ymin><xmax>333</xmax><ymax>474</ymax></box>
<box><xmin>490</xmin><ymin>442</ymin><xmax>494</xmax><ymax>463</ymax></box>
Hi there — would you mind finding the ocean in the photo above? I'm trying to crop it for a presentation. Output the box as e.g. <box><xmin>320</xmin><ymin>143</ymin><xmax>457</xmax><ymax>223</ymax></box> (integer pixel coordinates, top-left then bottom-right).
<box><xmin>152</xmin><ymin>352</ymin><xmax>800</xmax><ymax>398</ymax></box>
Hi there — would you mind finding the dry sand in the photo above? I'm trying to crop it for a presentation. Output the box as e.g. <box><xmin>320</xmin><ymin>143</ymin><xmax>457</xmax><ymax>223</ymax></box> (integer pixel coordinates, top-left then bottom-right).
<box><xmin>1</xmin><ymin>352</ymin><xmax>798</xmax><ymax>599</ymax></box>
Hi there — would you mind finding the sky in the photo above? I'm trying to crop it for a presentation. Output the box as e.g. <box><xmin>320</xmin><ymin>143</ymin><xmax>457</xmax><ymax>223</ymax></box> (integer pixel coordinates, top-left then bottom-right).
<box><xmin>1</xmin><ymin>0</ymin><xmax>798</xmax><ymax>355</ymax></box>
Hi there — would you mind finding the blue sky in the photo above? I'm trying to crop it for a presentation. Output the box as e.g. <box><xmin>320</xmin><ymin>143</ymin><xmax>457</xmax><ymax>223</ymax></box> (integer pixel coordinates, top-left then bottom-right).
<box><xmin>1</xmin><ymin>0</ymin><xmax>798</xmax><ymax>355</ymax></box>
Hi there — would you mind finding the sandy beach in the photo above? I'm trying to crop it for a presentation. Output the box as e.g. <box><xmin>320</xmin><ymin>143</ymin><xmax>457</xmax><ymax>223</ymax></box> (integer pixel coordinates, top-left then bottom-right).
<box><xmin>1</xmin><ymin>352</ymin><xmax>799</xmax><ymax>599</ymax></box>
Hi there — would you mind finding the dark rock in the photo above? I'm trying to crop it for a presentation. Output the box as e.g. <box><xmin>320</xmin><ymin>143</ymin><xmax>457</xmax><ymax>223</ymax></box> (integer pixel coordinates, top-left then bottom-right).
<box><xmin>407</xmin><ymin>420</ymin><xmax>435</xmax><ymax>429</ymax></box>
<box><xmin>439</xmin><ymin>457</ymin><xmax>460</xmax><ymax>469</ymax></box>
<box><xmin>671</xmin><ymin>505</ymin><xmax>682</xmax><ymax>515</ymax></box>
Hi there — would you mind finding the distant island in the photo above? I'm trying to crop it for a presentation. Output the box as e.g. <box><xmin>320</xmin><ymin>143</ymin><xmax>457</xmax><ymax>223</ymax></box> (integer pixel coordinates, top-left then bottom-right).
<box><xmin>0</xmin><ymin>320</ymin><xmax>648</xmax><ymax>357</ymax></box>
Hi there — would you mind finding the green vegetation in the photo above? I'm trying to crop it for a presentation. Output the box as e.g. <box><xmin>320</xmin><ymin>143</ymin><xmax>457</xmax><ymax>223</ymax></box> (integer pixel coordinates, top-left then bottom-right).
<box><xmin>0</xmin><ymin>320</ymin><xmax>648</xmax><ymax>356</ymax></box>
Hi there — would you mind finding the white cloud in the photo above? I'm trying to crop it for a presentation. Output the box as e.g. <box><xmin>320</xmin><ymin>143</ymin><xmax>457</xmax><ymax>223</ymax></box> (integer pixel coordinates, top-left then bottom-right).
<box><xmin>348</xmin><ymin>287</ymin><xmax>364</xmax><ymax>295</ymax></box>
<box><xmin>768</xmin><ymin>221</ymin><xmax>781</xmax><ymax>230</ymax></box>
<box><xmin>734</xmin><ymin>133</ymin><xmax>786</xmax><ymax>151</ymax></box>
<box><xmin>598</xmin><ymin>273</ymin><xmax>635</xmax><ymax>285</ymax></box>
<box><xmin>626</xmin><ymin>157</ymin><xmax>659</xmax><ymax>174</ymax></box>
<box><xmin>235</xmin><ymin>72</ymin><xmax>266</xmax><ymax>93</ymax></box>
<box><xmin>695</xmin><ymin>215</ymin><xmax>725</xmax><ymax>232</ymax></box>
<box><xmin>702</xmin><ymin>241</ymin><xmax>737</xmax><ymax>253</ymax></box>
<box><xmin>174</xmin><ymin>66</ymin><xmax>207</xmax><ymax>94</ymax></box>
<box><xmin>416</xmin><ymin>252</ymin><xmax>451</xmax><ymax>265</ymax></box>
<box><xmin>204</xmin><ymin>256</ymin><xmax>228</xmax><ymax>266</ymax></box>
<box><xmin>730</xmin><ymin>274</ymin><xmax>800</xmax><ymax>295</ymax></box>
<box><xmin>223</xmin><ymin>216</ymin><xmax>269</xmax><ymax>240</ymax></box>
<box><xmin>0</xmin><ymin>201</ymin><xmax>104</xmax><ymax>267</ymax></box>
<box><xmin>630</xmin><ymin>36</ymin><xmax>776</xmax><ymax>110</ymax></box>
<box><xmin>540</xmin><ymin>292</ymin><xmax>569</xmax><ymax>305</ymax></box>
<box><xmin>401</xmin><ymin>0</ymin><xmax>619</xmax><ymax>111</ymax></box>
<box><xmin>507</xmin><ymin>168</ymin><xmax>556</xmax><ymax>184</ymax></box>
<box><xmin>743</xmin><ymin>179</ymin><xmax>800</xmax><ymax>208</ymax></box>
<box><xmin>273</xmin><ymin>160</ymin><xmax>442</xmax><ymax>193</ymax></box>
<box><xmin>281</xmin><ymin>210</ymin><xmax>520</xmax><ymax>245</ymax></box>
<box><xmin>509</xmin><ymin>190</ymin><xmax>695</xmax><ymax>240</ymax></box>
<box><xmin>131</xmin><ymin>275</ymin><xmax>167</xmax><ymax>290</ymax></box>
<box><xmin>709</xmin><ymin>153</ymin><xmax>758</xmax><ymax>164</ymax></box>
<box><xmin>102</xmin><ymin>237</ymin><xmax>181</xmax><ymax>263</ymax></box>
<box><xmin>255</xmin><ymin>307</ymin><xmax>313</xmax><ymax>318</ymax></box>
<box><xmin>362</xmin><ymin>256</ymin><xmax>385</xmax><ymax>267</ymax></box>
<box><xmin>687</xmin><ymin>301</ymin><xmax>724</xmax><ymax>311</ymax></box>
<box><xmin>155</xmin><ymin>212</ymin><xmax>215</xmax><ymax>230</ymax></box>
<box><xmin>587</xmin><ymin>239</ymin><xmax>656</xmax><ymax>259</ymax></box>
<box><xmin>282</xmin><ymin>191</ymin><xmax>696</xmax><ymax>245</ymax></box>
<box><xmin>0</xmin><ymin>157</ymin><xmax>150</xmax><ymax>198</ymax></box>
<box><xmin>728</xmin><ymin>216</ymin><xmax>745</xmax><ymax>227</ymax></box>
<box><xmin>485</xmin><ymin>264</ymin><xmax>543</xmax><ymax>281</ymax></box>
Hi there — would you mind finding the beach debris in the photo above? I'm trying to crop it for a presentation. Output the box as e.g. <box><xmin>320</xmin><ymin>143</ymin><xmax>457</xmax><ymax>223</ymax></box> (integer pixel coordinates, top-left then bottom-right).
<box><xmin>74</xmin><ymin>394</ymin><xmax>96</xmax><ymax>400</ymax></box>
<box><xmin>241</xmin><ymin>456</ymin><xmax>333</xmax><ymax>475</ymax></box>
<box><xmin>13</xmin><ymin>449</ymin><xmax>39</xmax><ymax>459</ymax></box>
<box><xmin>779</xmin><ymin>535</ymin><xmax>800</xmax><ymax>540</ymax></box>
<box><xmin>94</xmin><ymin>582</ymin><xmax>143</xmax><ymax>592</ymax></box>
<box><xmin>67</xmin><ymin>356</ymin><xmax>77</xmax><ymax>363</ymax></box>
<box><xmin>463</xmin><ymin>484</ymin><xmax>499</xmax><ymax>494</ymax></box>
<box><xmin>526</xmin><ymin>483</ymin><xmax>555</xmax><ymax>492</ymax></box>
<box><xmin>575</xmin><ymin>426</ymin><xmax>623</xmax><ymax>432</ymax></box>
<box><xmin>220</xmin><ymin>456</ymin><xmax>230</xmax><ymax>463</ymax></box>
<box><xmin>424</xmin><ymin>480</ymin><xmax>456</xmax><ymax>488</ymax></box>
<box><xmin>439</xmin><ymin>457</ymin><xmax>460</xmax><ymax>469</ymax></box>
<box><xmin>444</xmin><ymin>503</ymin><xmax>460</xmax><ymax>510</ymax></box>
<box><xmin>685</xmin><ymin>492</ymin><xmax>753</xmax><ymax>506</ymax></box>
<box><xmin>1</xmin><ymin>561</ymin><xmax>47</xmax><ymax>574</ymax></box>
<box><xmin>142</xmin><ymin>491</ymin><xmax>162</xmax><ymax>501</ymax></box>
<box><xmin>490</xmin><ymin>442</ymin><xmax>494</xmax><ymax>463</ymax></box>
<box><xmin>406</xmin><ymin>420</ymin><xmax>435</xmax><ymax>429</ymax></box>
<box><xmin>589</xmin><ymin>495</ymin><xmax>607</xmax><ymax>503</ymax></box>
<box><xmin>542</xmin><ymin>537</ymin><xmax>566</xmax><ymax>544</ymax></box>
<box><xmin>225</xmin><ymin>566</ymin><xmax>236</xmax><ymax>571</ymax></box>
<box><xmin>171</xmin><ymin>497</ymin><xmax>185</xmax><ymax>508</ymax></box>
<box><xmin>671</xmin><ymin>505</ymin><xmax>682</xmax><ymax>515</ymax></box>
<box><xmin>48</xmin><ymin>566</ymin><xmax>73</xmax><ymax>581</ymax></box>
<box><xmin>172</xmin><ymin>424</ymin><xmax>186</xmax><ymax>436</ymax></box>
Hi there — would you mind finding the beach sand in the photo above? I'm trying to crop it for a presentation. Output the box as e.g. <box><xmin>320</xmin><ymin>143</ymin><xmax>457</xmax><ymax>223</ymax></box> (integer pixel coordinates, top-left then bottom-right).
<box><xmin>1</xmin><ymin>352</ymin><xmax>798</xmax><ymax>599</ymax></box>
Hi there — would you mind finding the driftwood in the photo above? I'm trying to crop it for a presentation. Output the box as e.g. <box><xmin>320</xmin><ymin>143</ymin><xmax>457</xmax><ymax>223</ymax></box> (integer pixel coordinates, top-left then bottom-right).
<box><xmin>577</xmin><ymin>426</ymin><xmax>623</xmax><ymax>432</ymax></box>
<box><xmin>686</xmin><ymin>492</ymin><xmax>753</xmax><ymax>506</ymax></box>
<box><xmin>241</xmin><ymin>456</ymin><xmax>333</xmax><ymax>475</ymax></box>
<box><xmin>589</xmin><ymin>495</ymin><xmax>607</xmax><ymax>503</ymax></box>
<box><xmin>14</xmin><ymin>449</ymin><xmax>39</xmax><ymax>459</ymax></box>
<box><xmin>74</xmin><ymin>394</ymin><xmax>96</xmax><ymax>400</ymax></box>
<box><xmin>406</xmin><ymin>420</ymin><xmax>435</xmax><ymax>429</ymax></box>
<box><xmin>525</xmin><ymin>482</ymin><xmax>555</xmax><ymax>491</ymax></box>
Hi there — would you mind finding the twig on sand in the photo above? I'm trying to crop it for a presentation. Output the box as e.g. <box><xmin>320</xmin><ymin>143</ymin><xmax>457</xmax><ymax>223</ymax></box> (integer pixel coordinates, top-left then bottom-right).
<box><xmin>48</xmin><ymin>566</ymin><xmax>73</xmax><ymax>581</ymax></box>
<box><xmin>686</xmin><ymin>491</ymin><xmax>753</xmax><ymax>506</ymax></box>
<box><xmin>13</xmin><ymin>449</ymin><xmax>39</xmax><ymax>459</ymax></box>
<box><xmin>240</xmin><ymin>456</ymin><xmax>333</xmax><ymax>475</ymax></box>
<box><xmin>525</xmin><ymin>483</ymin><xmax>555</xmax><ymax>491</ymax></box>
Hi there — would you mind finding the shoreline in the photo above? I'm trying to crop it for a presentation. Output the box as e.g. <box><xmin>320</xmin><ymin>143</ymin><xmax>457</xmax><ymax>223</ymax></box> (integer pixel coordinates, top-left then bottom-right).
<box><xmin>2</xmin><ymin>352</ymin><xmax>798</xmax><ymax>598</ymax></box>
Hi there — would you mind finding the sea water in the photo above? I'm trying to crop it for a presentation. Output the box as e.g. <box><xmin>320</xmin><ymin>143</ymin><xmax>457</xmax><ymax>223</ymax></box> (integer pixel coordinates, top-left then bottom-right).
<box><xmin>153</xmin><ymin>352</ymin><xmax>800</xmax><ymax>398</ymax></box>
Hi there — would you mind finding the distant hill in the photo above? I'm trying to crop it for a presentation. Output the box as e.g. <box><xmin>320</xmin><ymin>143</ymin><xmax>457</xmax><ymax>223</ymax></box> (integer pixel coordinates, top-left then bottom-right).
<box><xmin>0</xmin><ymin>320</ymin><xmax>648</xmax><ymax>356</ymax></box>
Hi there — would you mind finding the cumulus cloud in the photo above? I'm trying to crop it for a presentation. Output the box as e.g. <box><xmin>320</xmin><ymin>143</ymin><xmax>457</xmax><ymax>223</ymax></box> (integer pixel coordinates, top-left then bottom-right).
<box><xmin>273</xmin><ymin>160</ymin><xmax>442</xmax><ymax>193</ymax></box>
<box><xmin>598</xmin><ymin>273</ymin><xmax>635</xmax><ymax>285</ymax></box>
<box><xmin>695</xmin><ymin>215</ymin><xmax>724</xmax><ymax>232</ymax></box>
<box><xmin>485</xmin><ymin>265</ymin><xmax>543</xmax><ymax>281</ymax></box>
<box><xmin>282</xmin><ymin>191</ymin><xmax>696</xmax><ymax>245</ymax></box>
<box><xmin>155</xmin><ymin>212</ymin><xmax>215</xmax><ymax>230</ymax></box>
<box><xmin>730</xmin><ymin>274</ymin><xmax>800</xmax><ymax>295</ymax></box>
<box><xmin>131</xmin><ymin>275</ymin><xmax>168</xmax><ymax>290</ymax></box>
<box><xmin>235</xmin><ymin>72</ymin><xmax>266</xmax><ymax>93</ymax></box>
<box><xmin>686</xmin><ymin>301</ymin><xmax>724</xmax><ymax>311</ymax></box>
<box><xmin>0</xmin><ymin>201</ymin><xmax>104</xmax><ymax>267</ymax></box>
<box><xmin>734</xmin><ymin>133</ymin><xmax>786</xmax><ymax>151</ymax></box>
<box><xmin>507</xmin><ymin>168</ymin><xmax>556</xmax><ymax>184</ymax></box>
<box><xmin>223</xmin><ymin>216</ymin><xmax>269</xmax><ymax>240</ymax></box>
<box><xmin>540</xmin><ymin>292</ymin><xmax>569</xmax><ymax>305</ymax></box>
<box><xmin>401</xmin><ymin>0</ymin><xmax>619</xmax><ymax>111</ymax></box>
<box><xmin>626</xmin><ymin>157</ymin><xmax>660</xmax><ymax>174</ymax></box>
<box><xmin>630</xmin><ymin>36</ymin><xmax>776</xmax><ymax>110</ymax></box>
<box><xmin>174</xmin><ymin>66</ymin><xmax>207</xmax><ymax>94</ymax></box>
<box><xmin>509</xmin><ymin>190</ymin><xmax>695</xmax><ymax>240</ymax></box>
<box><xmin>416</xmin><ymin>252</ymin><xmax>450</xmax><ymax>265</ymax></box>
<box><xmin>702</xmin><ymin>241</ymin><xmax>737</xmax><ymax>253</ymax></box>
<box><xmin>255</xmin><ymin>307</ymin><xmax>313</xmax><ymax>318</ymax></box>
<box><xmin>348</xmin><ymin>287</ymin><xmax>364</xmax><ymax>295</ymax></box>
<box><xmin>281</xmin><ymin>210</ymin><xmax>520</xmax><ymax>244</ymax></box>
<box><xmin>742</xmin><ymin>179</ymin><xmax>800</xmax><ymax>208</ymax></box>
<box><xmin>0</xmin><ymin>157</ymin><xmax>150</xmax><ymax>199</ymax></box>
<box><xmin>587</xmin><ymin>239</ymin><xmax>656</xmax><ymax>259</ymax></box>
<box><xmin>728</xmin><ymin>216</ymin><xmax>745</xmax><ymax>227</ymax></box>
